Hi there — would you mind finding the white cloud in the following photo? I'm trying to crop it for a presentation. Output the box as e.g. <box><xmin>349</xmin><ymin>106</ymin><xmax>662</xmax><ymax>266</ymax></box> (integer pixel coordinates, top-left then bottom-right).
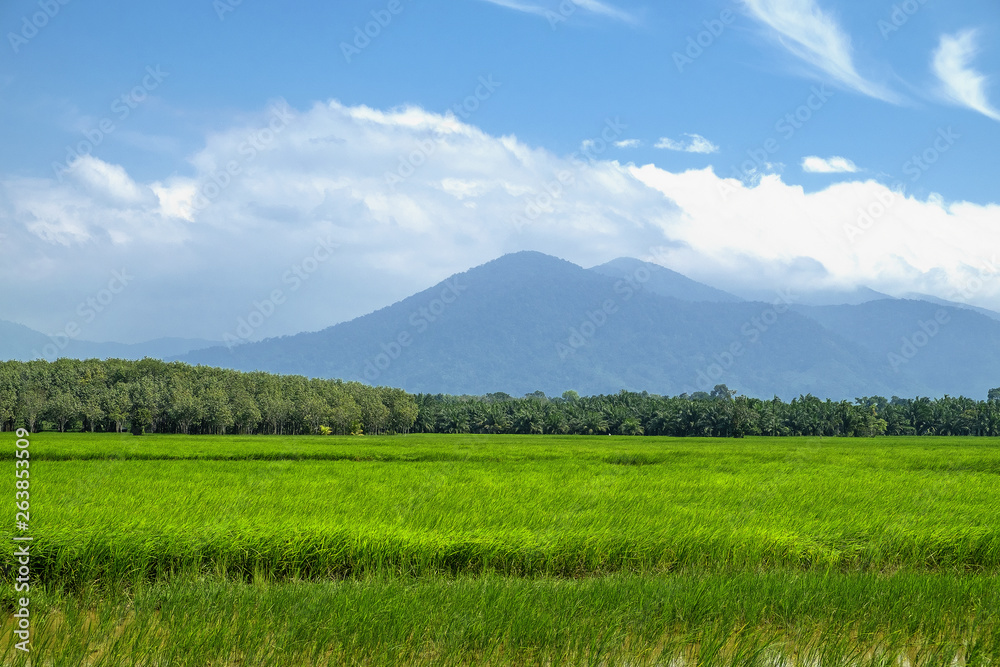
<box><xmin>478</xmin><ymin>0</ymin><xmax>636</xmax><ymax>24</ymax></box>
<box><xmin>742</xmin><ymin>0</ymin><xmax>900</xmax><ymax>103</ymax></box>
<box><xmin>570</xmin><ymin>0</ymin><xmax>635</xmax><ymax>23</ymax></box>
<box><xmin>69</xmin><ymin>155</ymin><xmax>151</xmax><ymax>204</ymax></box>
<box><xmin>801</xmin><ymin>156</ymin><xmax>859</xmax><ymax>173</ymax></box>
<box><xmin>932</xmin><ymin>29</ymin><xmax>1000</xmax><ymax>122</ymax></box>
<box><xmin>630</xmin><ymin>164</ymin><xmax>1000</xmax><ymax>304</ymax></box>
<box><xmin>0</xmin><ymin>100</ymin><xmax>673</xmax><ymax>341</ymax></box>
<box><xmin>614</xmin><ymin>139</ymin><xmax>641</xmax><ymax>148</ymax></box>
<box><xmin>477</xmin><ymin>0</ymin><xmax>548</xmax><ymax>18</ymax></box>
<box><xmin>1</xmin><ymin>100</ymin><xmax>998</xmax><ymax>344</ymax></box>
<box><xmin>654</xmin><ymin>134</ymin><xmax>719</xmax><ymax>154</ymax></box>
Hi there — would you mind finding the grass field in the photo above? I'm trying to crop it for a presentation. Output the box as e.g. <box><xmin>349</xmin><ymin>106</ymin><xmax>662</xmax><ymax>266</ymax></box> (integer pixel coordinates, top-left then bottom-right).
<box><xmin>2</xmin><ymin>433</ymin><xmax>999</xmax><ymax>665</ymax></box>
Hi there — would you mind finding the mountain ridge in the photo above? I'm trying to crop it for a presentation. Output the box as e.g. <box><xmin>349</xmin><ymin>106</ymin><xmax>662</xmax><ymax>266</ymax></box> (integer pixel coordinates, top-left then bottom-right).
<box><xmin>174</xmin><ymin>251</ymin><xmax>1000</xmax><ymax>399</ymax></box>
<box><xmin>5</xmin><ymin>251</ymin><xmax>997</xmax><ymax>400</ymax></box>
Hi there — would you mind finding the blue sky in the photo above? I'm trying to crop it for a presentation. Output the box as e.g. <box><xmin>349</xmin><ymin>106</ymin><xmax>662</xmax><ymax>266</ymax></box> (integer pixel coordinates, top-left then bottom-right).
<box><xmin>0</xmin><ymin>0</ymin><xmax>998</xmax><ymax>343</ymax></box>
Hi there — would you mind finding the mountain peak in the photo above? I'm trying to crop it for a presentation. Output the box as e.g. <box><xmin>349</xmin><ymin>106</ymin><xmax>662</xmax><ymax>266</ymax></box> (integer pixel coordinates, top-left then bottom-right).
<box><xmin>477</xmin><ymin>250</ymin><xmax>580</xmax><ymax>272</ymax></box>
<box><xmin>590</xmin><ymin>258</ymin><xmax>743</xmax><ymax>303</ymax></box>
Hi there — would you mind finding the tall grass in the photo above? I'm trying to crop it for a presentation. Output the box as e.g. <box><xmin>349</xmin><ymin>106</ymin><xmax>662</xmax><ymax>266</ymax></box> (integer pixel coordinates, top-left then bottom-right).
<box><xmin>2</xmin><ymin>433</ymin><xmax>999</xmax><ymax>664</ymax></box>
<box><xmin>4</xmin><ymin>571</ymin><xmax>999</xmax><ymax>666</ymax></box>
<box><xmin>5</xmin><ymin>434</ymin><xmax>999</xmax><ymax>582</ymax></box>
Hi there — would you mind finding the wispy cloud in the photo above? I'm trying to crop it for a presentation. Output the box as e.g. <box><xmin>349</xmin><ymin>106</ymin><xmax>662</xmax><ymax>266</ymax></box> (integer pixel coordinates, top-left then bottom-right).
<box><xmin>655</xmin><ymin>134</ymin><xmax>719</xmax><ymax>154</ymax></box>
<box><xmin>932</xmin><ymin>29</ymin><xmax>1000</xmax><ymax>122</ymax></box>
<box><xmin>801</xmin><ymin>156</ymin><xmax>859</xmax><ymax>173</ymax></box>
<box><xmin>477</xmin><ymin>0</ymin><xmax>548</xmax><ymax>18</ymax></box>
<box><xmin>741</xmin><ymin>0</ymin><xmax>900</xmax><ymax>103</ymax></box>
<box><xmin>571</xmin><ymin>0</ymin><xmax>635</xmax><ymax>23</ymax></box>
<box><xmin>614</xmin><ymin>139</ymin><xmax>641</xmax><ymax>148</ymax></box>
<box><xmin>478</xmin><ymin>0</ymin><xmax>636</xmax><ymax>25</ymax></box>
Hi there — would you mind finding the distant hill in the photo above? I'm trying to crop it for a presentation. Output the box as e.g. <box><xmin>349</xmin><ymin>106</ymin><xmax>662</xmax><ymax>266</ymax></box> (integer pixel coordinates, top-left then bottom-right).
<box><xmin>734</xmin><ymin>285</ymin><xmax>894</xmax><ymax>306</ymax></box>
<box><xmin>796</xmin><ymin>300</ymin><xmax>1000</xmax><ymax>398</ymax></box>
<box><xmin>8</xmin><ymin>252</ymin><xmax>997</xmax><ymax>400</ymax></box>
<box><xmin>175</xmin><ymin>251</ymin><xmax>999</xmax><ymax>399</ymax></box>
<box><xmin>0</xmin><ymin>319</ymin><xmax>218</xmax><ymax>362</ymax></box>
<box><xmin>901</xmin><ymin>293</ymin><xmax>1000</xmax><ymax>322</ymax></box>
<box><xmin>590</xmin><ymin>258</ymin><xmax>743</xmax><ymax>303</ymax></box>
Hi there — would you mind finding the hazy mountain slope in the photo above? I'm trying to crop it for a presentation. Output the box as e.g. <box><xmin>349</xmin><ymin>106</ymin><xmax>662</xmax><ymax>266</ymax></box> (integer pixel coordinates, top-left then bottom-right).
<box><xmin>0</xmin><ymin>320</ymin><xmax>52</xmax><ymax>361</ymax></box>
<box><xmin>900</xmin><ymin>293</ymin><xmax>1000</xmax><ymax>322</ymax></box>
<box><xmin>734</xmin><ymin>285</ymin><xmax>894</xmax><ymax>306</ymax></box>
<box><xmin>10</xmin><ymin>251</ymin><xmax>994</xmax><ymax>400</ymax></box>
<box><xmin>0</xmin><ymin>319</ymin><xmax>218</xmax><ymax>361</ymax></box>
<box><xmin>177</xmin><ymin>252</ymin><xmax>909</xmax><ymax>399</ymax></box>
<box><xmin>796</xmin><ymin>300</ymin><xmax>1000</xmax><ymax>398</ymax></box>
<box><xmin>589</xmin><ymin>258</ymin><xmax>743</xmax><ymax>303</ymax></box>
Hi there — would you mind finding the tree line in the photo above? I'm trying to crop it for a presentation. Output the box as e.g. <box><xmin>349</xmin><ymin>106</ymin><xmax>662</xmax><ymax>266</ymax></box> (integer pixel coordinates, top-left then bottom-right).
<box><xmin>0</xmin><ymin>359</ymin><xmax>416</xmax><ymax>435</ymax></box>
<box><xmin>412</xmin><ymin>386</ymin><xmax>1000</xmax><ymax>437</ymax></box>
<box><xmin>2</xmin><ymin>359</ymin><xmax>999</xmax><ymax>437</ymax></box>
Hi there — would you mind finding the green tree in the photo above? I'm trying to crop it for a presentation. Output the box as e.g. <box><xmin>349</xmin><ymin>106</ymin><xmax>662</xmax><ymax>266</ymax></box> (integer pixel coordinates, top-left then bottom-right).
<box><xmin>45</xmin><ymin>391</ymin><xmax>81</xmax><ymax>432</ymax></box>
<box><xmin>168</xmin><ymin>384</ymin><xmax>202</xmax><ymax>435</ymax></box>
<box><xmin>0</xmin><ymin>365</ymin><xmax>18</xmax><ymax>431</ymax></box>
<box><xmin>200</xmin><ymin>382</ymin><xmax>234</xmax><ymax>435</ymax></box>
<box><xmin>103</xmin><ymin>386</ymin><xmax>130</xmax><ymax>433</ymax></box>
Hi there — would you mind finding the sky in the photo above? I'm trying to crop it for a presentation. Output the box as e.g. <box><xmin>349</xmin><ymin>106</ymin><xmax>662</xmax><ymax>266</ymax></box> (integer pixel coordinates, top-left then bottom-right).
<box><xmin>0</xmin><ymin>0</ymin><xmax>998</xmax><ymax>344</ymax></box>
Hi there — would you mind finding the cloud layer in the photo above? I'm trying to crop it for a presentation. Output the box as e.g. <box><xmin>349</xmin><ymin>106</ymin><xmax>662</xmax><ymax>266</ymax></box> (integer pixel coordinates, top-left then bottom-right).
<box><xmin>1</xmin><ymin>100</ymin><xmax>997</xmax><ymax>344</ymax></box>
<box><xmin>631</xmin><ymin>165</ymin><xmax>999</xmax><ymax>303</ymax></box>
<box><xmin>0</xmin><ymin>101</ymin><xmax>674</xmax><ymax>342</ymax></box>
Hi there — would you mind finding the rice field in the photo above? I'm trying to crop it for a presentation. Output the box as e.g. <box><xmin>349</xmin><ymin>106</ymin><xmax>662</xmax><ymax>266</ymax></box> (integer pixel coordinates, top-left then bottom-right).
<box><xmin>2</xmin><ymin>433</ymin><xmax>999</xmax><ymax>665</ymax></box>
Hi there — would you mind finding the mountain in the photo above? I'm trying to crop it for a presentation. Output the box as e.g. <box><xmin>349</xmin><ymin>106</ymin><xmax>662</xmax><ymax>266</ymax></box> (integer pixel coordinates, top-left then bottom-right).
<box><xmin>175</xmin><ymin>251</ymin><xmax>998</xmax><ymax>399</ymax></box>
<box><xmin>900</xmin><ymin>293</ymin><xmax>1000</xmax><ymax>322</ymax></box>
<box><xmin>0</xmin><ymin>320</ymin><xmax>52</xmax><ymax>360</ymax></box>
<box><xmin>796</xmin><ymin>300</ymin><xmax>1000</xmax><ymax>398</ymax></box>
<box><xmin>0</xmin><ymin>319</ymin><xmax>218</xmax><ymax>362</ymax></box>
<box><xmin>734</xmin><ymin>285</ymin><xmax>894</xmax><ymax>306</ymax></box>
<box><xmin>589</xmin><ymin>258</ymin><xmax>743</xmax><ymax>303</ymax></box>
<box><xmin>8</xmin><ymin>252</ymin><xmax>996</xmax><ymax>400</ymax></box>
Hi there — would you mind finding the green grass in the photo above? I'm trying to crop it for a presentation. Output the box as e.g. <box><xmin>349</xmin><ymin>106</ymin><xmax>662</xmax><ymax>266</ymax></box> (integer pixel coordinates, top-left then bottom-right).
<box><xmin>3</xmin><ymin>571</ymin><xmax>1000</xmax><ymax>666</ymax></box>
<box><xmin>3</xmin><ymin>433</ymin><xmax>1000</xmax><ymax>665</ymax></box>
